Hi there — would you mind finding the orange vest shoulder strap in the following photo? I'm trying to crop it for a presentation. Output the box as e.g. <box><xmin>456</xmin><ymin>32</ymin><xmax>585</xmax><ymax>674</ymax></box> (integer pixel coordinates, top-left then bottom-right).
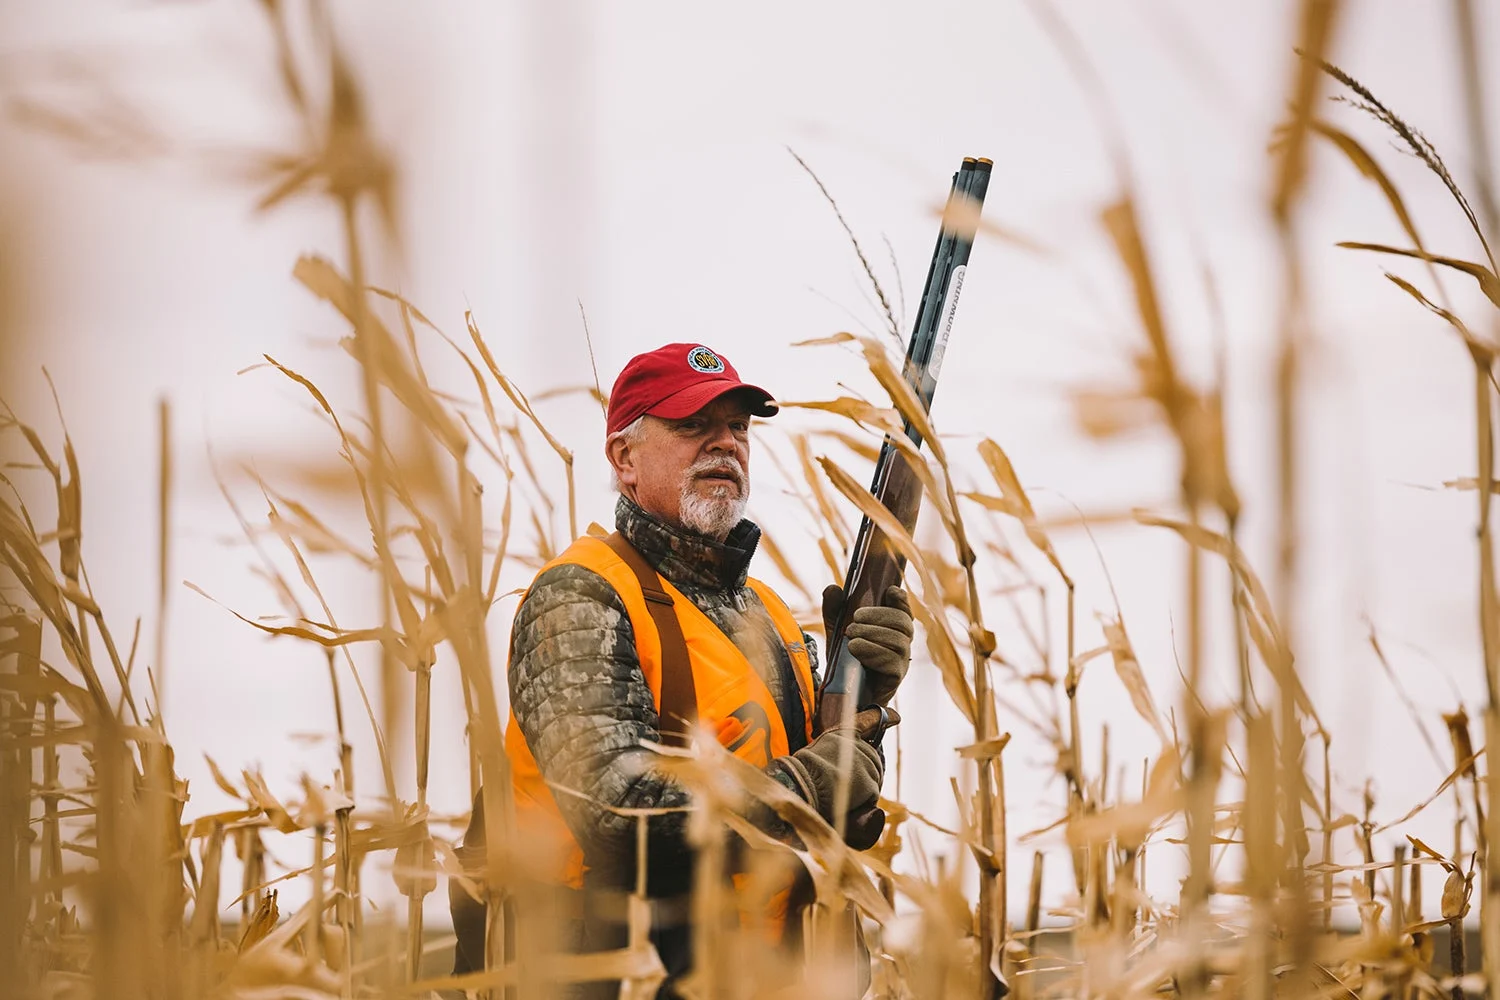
<box><xmin>600</xmin><ymin>532</ymin><xmax>697</xmax><ymax>743</ymax></box>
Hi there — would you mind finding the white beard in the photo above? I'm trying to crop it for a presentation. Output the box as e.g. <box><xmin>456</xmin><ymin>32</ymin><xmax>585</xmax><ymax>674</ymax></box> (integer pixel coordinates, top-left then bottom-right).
<box><xmin>678</xmin><ymin>458</ymin><xmax>749</xmax><ymax>541</ymax></box>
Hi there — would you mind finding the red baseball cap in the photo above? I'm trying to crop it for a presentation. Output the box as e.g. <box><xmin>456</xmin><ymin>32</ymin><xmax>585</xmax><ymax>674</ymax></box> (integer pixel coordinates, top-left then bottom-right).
<box><xmin>606</xmin><ymin>343</ymin><xmax>777</xmax><ymax>436</ymax></box>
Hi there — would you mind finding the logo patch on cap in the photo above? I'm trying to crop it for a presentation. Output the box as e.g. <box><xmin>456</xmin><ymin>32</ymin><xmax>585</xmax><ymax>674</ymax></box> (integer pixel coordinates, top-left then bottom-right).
<box><xmin>686</xmin><ymin>346</ymin><xmax>726</xmax><ymax>374</ymax></box>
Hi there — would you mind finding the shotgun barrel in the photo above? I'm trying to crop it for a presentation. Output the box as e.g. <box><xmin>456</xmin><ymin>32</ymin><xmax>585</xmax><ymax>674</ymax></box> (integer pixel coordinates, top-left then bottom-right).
<box><xmin>817</xmin><ymin>156</ymin><xmax>992</xmax><ymax>739</ymax></box>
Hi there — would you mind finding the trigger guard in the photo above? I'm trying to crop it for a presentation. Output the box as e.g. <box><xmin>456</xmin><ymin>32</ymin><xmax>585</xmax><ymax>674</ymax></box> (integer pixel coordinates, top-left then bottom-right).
<box><xmin>860</xmin><ymin>704</ymin><xmax>891</xmax><ymax>748</ymax></box>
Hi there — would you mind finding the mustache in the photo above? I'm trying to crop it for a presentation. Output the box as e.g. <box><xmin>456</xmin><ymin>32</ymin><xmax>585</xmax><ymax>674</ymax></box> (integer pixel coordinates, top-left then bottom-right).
<box><xmin>684</xmin><ymin>456</ymin><xmax>746</xmax><ymax>491</ymax></box>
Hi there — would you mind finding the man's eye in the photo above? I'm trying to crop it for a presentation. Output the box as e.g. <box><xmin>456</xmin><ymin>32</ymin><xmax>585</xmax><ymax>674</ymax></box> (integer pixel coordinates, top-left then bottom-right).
<box><xmin>730</xmin><ymin>421</ymin><xmax>750</xmax><ymax>434</ymax></box>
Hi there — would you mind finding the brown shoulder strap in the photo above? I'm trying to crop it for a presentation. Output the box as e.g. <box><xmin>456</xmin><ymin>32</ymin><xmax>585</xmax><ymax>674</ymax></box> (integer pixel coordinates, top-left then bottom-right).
<box><xmin>603</xmin><ymin>532</ymin><xmax>698</xmax><ymax>745</ymax></box>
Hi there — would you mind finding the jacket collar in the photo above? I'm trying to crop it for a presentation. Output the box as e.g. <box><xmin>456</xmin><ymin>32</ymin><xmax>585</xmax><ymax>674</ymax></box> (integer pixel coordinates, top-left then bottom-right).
<box><xmin>615</xmin><ymin>495</ymin><xmax>759</xmax><ymax>591</ymax></box>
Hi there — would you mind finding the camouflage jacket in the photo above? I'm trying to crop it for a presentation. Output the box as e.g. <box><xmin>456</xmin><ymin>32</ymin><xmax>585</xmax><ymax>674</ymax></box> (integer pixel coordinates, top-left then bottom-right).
<box><xmin>507</xmin><ymin>495</ymin><xmax>819</xmax><ymax>896</ymax></box>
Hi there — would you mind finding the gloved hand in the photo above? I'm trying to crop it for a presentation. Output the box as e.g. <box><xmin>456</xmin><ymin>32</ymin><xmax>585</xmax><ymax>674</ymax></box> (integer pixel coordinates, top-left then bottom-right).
<box><xmin>845</xmin><ymin>706</ymin><xmax>897</xmax><ymax>850</ymax></box>
<box><xmin>775</xmin><ymin>726</ymin><xmax>884</xmax><ymax>829</ymax></box>
<box><xmin>822</xmin><ymin>583</ymin><xmax>913</xmax><ymax>707</ymax></box>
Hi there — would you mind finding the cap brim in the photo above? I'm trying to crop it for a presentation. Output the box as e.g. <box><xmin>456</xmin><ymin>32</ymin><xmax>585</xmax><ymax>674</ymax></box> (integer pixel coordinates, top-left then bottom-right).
<box><xmin>645</xmin><ymin>379</ymin><xmax>778</xmax><ymax>421</ymax></box>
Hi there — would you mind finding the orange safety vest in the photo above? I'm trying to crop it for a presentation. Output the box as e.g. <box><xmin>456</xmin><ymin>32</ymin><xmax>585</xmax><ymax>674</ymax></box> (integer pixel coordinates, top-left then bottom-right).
<box><xmin>506</xmin><ymin>534</ymin><xmax>817</xmax><ymax>892</ymax></box>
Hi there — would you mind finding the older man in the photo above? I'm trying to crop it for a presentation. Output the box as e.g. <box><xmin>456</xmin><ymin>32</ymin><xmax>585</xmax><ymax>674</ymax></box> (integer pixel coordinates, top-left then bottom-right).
<box><xmin>451</xmin><ymin>343</ymin><xmax>914</xmax><ymax>994</ymax></box>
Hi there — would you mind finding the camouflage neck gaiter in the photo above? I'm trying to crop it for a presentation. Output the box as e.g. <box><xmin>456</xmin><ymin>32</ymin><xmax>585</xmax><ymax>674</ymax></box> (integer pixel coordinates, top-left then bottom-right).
<box><xmin>615</xmin><ymin>495</ymin><xmax>760</xmax><ymax>592</ymax></box>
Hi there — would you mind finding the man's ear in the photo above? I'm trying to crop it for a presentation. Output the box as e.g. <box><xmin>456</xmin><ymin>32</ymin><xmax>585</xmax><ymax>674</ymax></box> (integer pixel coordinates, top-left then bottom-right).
<box><xmin>606</xmin><ymin>433</ymin><xmax>637</xmax><ymax>489</ymax></box>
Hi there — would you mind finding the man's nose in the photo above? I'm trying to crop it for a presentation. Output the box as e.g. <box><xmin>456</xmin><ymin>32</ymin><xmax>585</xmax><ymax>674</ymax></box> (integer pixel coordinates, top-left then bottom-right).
<box><xmin>704</xmin><ymin>421</ymin><xmax>736</xmax><ymax>453</ymax></box>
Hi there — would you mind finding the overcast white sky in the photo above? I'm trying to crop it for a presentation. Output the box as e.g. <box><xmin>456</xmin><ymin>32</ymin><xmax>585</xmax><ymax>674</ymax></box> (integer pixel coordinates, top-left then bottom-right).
<box><xmin>3</xmin><ymin>0</ymin><xmax>1499</xmax><ymax>923</ymax></box>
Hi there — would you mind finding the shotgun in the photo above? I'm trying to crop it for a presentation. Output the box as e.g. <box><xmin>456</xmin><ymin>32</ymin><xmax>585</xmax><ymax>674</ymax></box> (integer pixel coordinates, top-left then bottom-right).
<box><xmin>817</xmin><ymin>156</ymin><xmax>992</xmax><ymax>741</ymax></box>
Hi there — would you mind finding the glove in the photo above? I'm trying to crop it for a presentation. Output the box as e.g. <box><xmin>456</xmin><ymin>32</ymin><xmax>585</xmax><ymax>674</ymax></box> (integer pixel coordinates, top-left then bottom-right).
<box><xmin>822</xmin><ymin>583</ymin><xmax>913</xmax><ymax>707</ymax></box>
<box><xmin>844</xmin><ymin>706</ymin><xmax>897</xmax><ymax>850</ymax></box>
<box><xmin>775</xmin><ymin>726</ymin><xmax>884</xmax><ymax>829</ymax></box>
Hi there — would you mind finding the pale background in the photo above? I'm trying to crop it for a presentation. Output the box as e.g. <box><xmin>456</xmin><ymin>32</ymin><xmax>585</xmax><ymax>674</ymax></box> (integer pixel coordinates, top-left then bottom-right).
<box><xmin>2</xmin><ymin>0</ymin><xmax>1497</xmax><ymax>925</ymax></box>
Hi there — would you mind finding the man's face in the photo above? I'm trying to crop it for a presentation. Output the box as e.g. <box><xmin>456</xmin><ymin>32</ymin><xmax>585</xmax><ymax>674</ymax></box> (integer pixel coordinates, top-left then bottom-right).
<box><xmin>608</xmin><ymin>393</ymin><xmax>753</xmax><ymax>541</ymax></box>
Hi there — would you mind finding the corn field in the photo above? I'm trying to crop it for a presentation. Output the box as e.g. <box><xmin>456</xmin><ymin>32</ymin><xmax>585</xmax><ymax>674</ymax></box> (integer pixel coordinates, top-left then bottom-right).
<box><xmin>3</xmin><ymin>1</ymin><xmax>1500</xmax><ymax>997</ymax></box>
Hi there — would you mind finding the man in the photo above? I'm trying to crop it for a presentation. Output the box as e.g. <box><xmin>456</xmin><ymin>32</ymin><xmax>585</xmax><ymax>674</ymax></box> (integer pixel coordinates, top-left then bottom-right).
<box><xmin>451</xmin><ymin>342</ymin><xmax>914</xmax><ymax>995</ymax></box>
